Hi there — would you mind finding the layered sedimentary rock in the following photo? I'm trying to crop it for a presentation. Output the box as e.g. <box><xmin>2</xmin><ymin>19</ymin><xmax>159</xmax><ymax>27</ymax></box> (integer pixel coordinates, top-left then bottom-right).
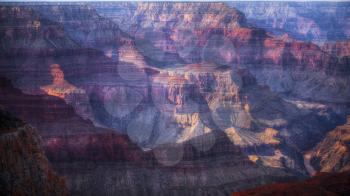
<box><xmin>53</xmin><ymin>130</ymin><xmax>302</xmax><ymax>196</ymax></box>
<box><xmin>0</xmin><ymin>76</ymin><xmax>146</xmax><ymax>163</ymax></box>
<box><xmin>95</xmin><ymin>2</ymin><xmax>248</xmax><ymax>65</ymax></box>
<box><xmin>308</xmin><ymin>116</ymin><xmax>350</xmax><ymax>173</ymax></box>
<box><xmin>0</xmin><ymin>76</ymin><xmax>97</xmax><ymax>136</ymax></box>
<box><xmin>0</xmin><ymin>108</ymin><xmax>67</xmax><ymax>196</ymax></box>
<box><xmin>323</xmin><ymin>40</ymin><xmax>350</xmax><ymax>58</ymax></box>
<box><xmin>0</xmin><ymin>77</ymin><xmax>302</xmax><ymax>195</ymax></box>
<box><xmin>0</xmin><ymin>5</ymin><xmax>78</xmax><ymax>51</ymax></box>
<box><xmin>1</xmin><ymin>0</ymin><xmax>347</xmax><ymax>168</ymax></box>
<box><xmin>233</xmin><ymin>171</ymin><xmax>350</xmax><ymax>196</ymax></box>
<box><xmin>228</xmin><ymin>1</ymin><xmax>350</xmax><ymax>44</ymax></box>
<box><xmin>93</xmin><ymin>2</ymin><xmax>350</xmax><ymax>103</ymax></box>
<box><xmin>30</xmin><ymin>3</ymin><xmax>130</xmax><ymax>53</ymax></box>
<box><xmin>0</xmin><ymin>5</ymin><xmax>119</xmax><ymax>123</ymax></box>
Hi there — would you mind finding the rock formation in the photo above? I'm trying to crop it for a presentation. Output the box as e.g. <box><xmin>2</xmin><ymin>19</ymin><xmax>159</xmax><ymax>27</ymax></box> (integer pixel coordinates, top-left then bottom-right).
<box><xmin>308</xmin><ymin>116</ymin><xmax>350</xmax><ymax>173</ymax></box>
<box><xmin>92</xmin><ymin>2</ymin><xmax>350</xmax><ymax>103</ymax></box>
<box><xmin>0</xmin><ymin>108</ymin><xmax>68</xmax><ymax>196</ymax></box>
<box><xmin>323</xmin><ymin>40</ymin><xmax>350</xmax><ymax>58</ymax></box>
<box><xmin>229</xmin><ymin>1</ymin><xmax>350</xmax><ymax>44</ymax></box>
<box><xmin>0</xmin><ymin>77</ymin><xmax>302</xmax><ymax>195</ymax></box>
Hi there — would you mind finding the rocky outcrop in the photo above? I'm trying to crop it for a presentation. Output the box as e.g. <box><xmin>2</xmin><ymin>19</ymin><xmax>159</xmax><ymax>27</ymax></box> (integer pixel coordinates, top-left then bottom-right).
<box><xmin>308</xmin><ymin>116</ymin><xmax>350</xmax><ymax>173</ymax></box>
<box><xmin>0</xmin><ymin>108</ymin><xmax>67</xmax><ymax>196</ymax></box>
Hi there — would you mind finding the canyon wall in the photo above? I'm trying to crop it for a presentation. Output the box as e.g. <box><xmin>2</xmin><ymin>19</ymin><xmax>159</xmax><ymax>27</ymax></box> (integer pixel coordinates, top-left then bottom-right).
<box><xmin>0</xmin><ymin>108</ymin><xmax>68</xmax><ymax>196</ymax></box>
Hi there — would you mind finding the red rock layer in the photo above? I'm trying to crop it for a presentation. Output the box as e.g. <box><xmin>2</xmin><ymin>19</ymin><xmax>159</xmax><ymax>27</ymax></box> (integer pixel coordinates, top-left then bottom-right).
<box><xmin>43</xmin><ymin>132</ymin><xmax>147</xmax><ymax>163</ymax></box>
<box><xmin>323</xmin><ymin>40</ymin><xmax>350</xmax><ymax>58</ymax></box>
<box><xmin>233</xmin><ymin>171</ymin><xmax>350</xmax><ymax>196</ymax></box>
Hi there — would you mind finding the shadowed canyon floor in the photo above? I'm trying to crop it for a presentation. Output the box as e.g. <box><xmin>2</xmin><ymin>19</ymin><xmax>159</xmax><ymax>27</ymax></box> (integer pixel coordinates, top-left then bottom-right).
<box><xmin>233</xmin><ymin>171</ymin><xmax>350</xmax><ymax>196</ymax></box>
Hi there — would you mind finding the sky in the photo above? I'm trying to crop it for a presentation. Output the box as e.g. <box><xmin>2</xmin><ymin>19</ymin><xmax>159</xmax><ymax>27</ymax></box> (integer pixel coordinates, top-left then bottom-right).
<box><xmin>0</xmin><ymin>0</ymin><xmax>348</xmax><ymax>2</ymax></box>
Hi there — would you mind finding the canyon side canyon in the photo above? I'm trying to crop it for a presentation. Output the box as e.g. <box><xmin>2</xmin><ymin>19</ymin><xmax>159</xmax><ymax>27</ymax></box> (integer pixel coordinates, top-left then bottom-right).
<box><xmin>0</xmin><ymin>2</ymin><xmax>349</xmax><ymax>196</ymax></box>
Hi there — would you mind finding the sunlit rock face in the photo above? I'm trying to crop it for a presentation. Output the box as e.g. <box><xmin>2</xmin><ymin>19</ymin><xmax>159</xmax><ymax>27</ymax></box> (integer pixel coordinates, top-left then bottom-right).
<box><xmin>308</xmin><ymin>116</ymin><xmax>350</xmax><ymax>173</ymax></box>
<box><xmin>41</xmin><ymin>64</ymin><xmax>84</xmax><ymax>98</ymax></box>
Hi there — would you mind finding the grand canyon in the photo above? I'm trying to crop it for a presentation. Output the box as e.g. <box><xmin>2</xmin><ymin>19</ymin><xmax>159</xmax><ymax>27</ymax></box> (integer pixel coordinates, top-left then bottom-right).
<box><xmin>0</xmin><ymin>1</ymin><xmax>349</xmax><ymax>196</ymax></box>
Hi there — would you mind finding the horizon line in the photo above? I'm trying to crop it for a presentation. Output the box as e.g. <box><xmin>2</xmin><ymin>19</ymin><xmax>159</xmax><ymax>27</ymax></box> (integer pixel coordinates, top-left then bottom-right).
<box><xmin>0</xmin><ymin>0</ymin><xmax>349</xmax><ymax>2</ymax></box>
